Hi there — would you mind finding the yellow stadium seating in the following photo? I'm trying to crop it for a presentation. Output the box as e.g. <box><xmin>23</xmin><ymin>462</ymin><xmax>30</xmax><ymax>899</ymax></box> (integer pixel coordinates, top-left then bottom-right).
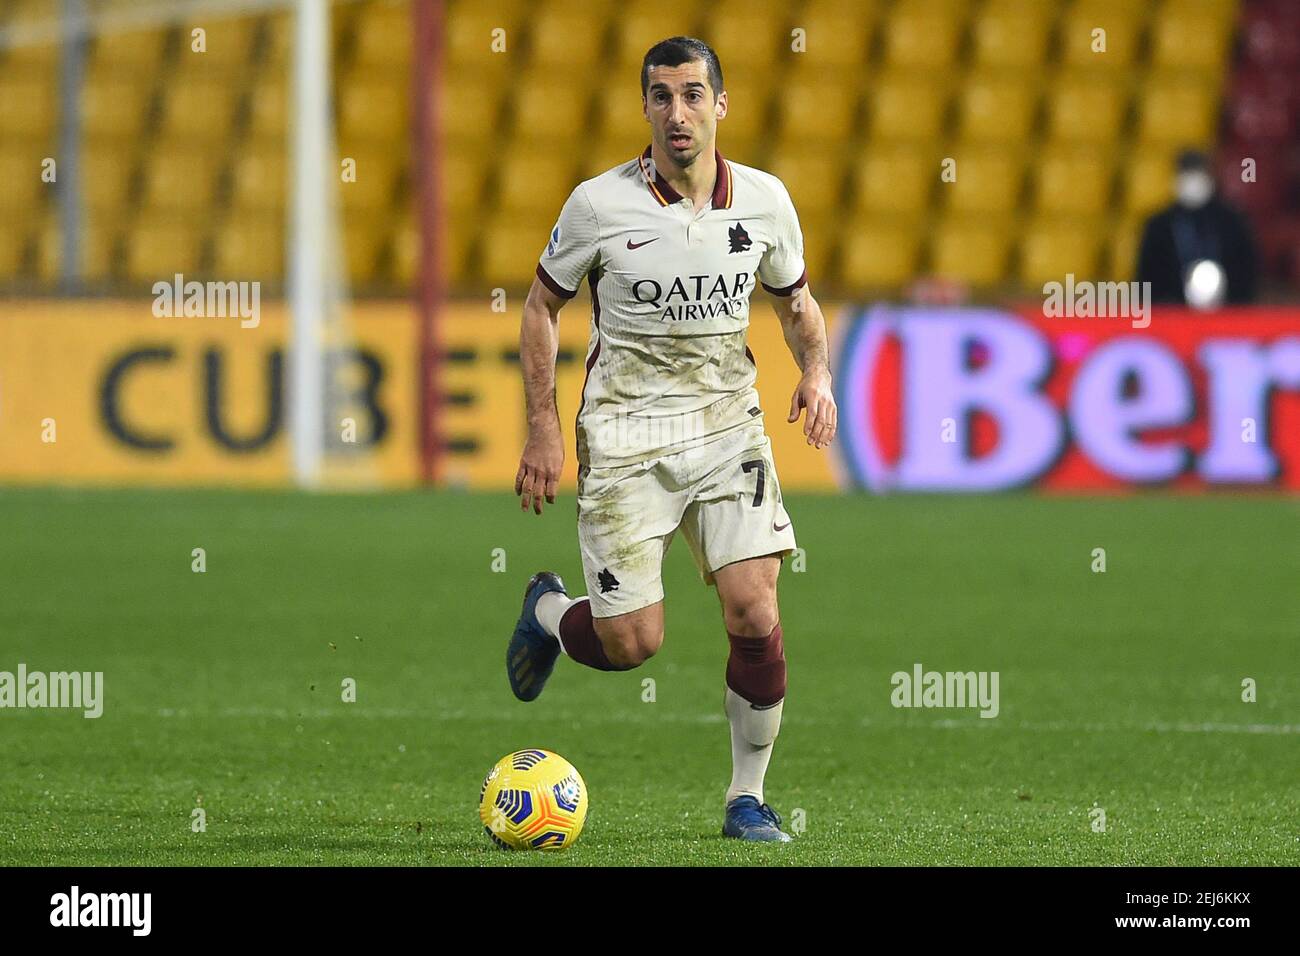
<box><xmin>1018</xmin><ymin>218</ymin><xmax>1103</xmax><ymax>286</ymax></box>
<box><xmin>957</xmin><ymin>74</ymin><xmax>1040</xmax><ymax>143</ymax></box>
<box><xmin>229</xmin><ymin>147</ymin><xmax>286</xmax><ymax>211</ymax></box>
<box><xmin>479</xmin><ymin>213</ymin><xmax>555</xmax><ymax>288</ymax></box>
<box><xmin>175</xmin><ymin>17</ymin><xmax>258</xmax><ymax>71</ymax></box>
<box><xmin>528</xmin><ymin>7</ymin><xmax>608</xmax><ymax>75</ymax></box>
<box><xmin>971</xmin><ymin>1</ymin><xmax>1052</xmax><ymax>69</ymax></box>
<box><xmin>839</xmin><ymin>217</ymin><xmax>924</xmax><ymax>292</ymax></box>
<box><xmin>141</xmin><ymin>150</ymin><xmax>220</xmax><ymax>213</ymax></box>
<box><xmin>246</xmin><ymin>78</ymin><xmax>288</xmax><ymax>141</ymax></box>
<box><xmin>78</xmin><ymin>145</ymin><xmax>136</xmax><ymax>211</ymax></box>
<box><xmin>1033</xmin><ymin>148</ymin><xmax>1114</xmax><ymax>216</ymax></box>
<box><xmin>702</xmin><ymin>9</ymin><xmax>789</xmax><ymax>70</ymax></box>
<box><xmin>157</xmin><ymin>81</ymin><xmax>239</xmax><ymax>142</ymax></box>
<box><xmin>774</xmin><ymin>72</ymin><xmax>859</xmax><ymax>143</ymax></box>
<box><xmin>211</xmin><ymin>216</ymin><xmax>285</xmax><ymax>280</ymax></box>
<box><xmin>944</xmin><ymin>151</ymin><xmax>1025</xmax><ymax>216</ymax></box>
<box><xmin>338</xmin><ymin>77</ymin><xmax>409</xmax><ymax>143</ymax></box>
<box><xmin>391</xmin><ymin>214</ymin><xmax>474</xmax><ymax>287</ymax></box>
<box><xmin>80</xmin><ymin>73</ymin><xmax>152</xmax><ymax>140</ymax></box>
<box><xmin>1150</xmin><ymin>8</ymin><xmax>1233</xmax><ymax>71</ymax></box>
<box><xmin>39</xmin><ymin>211</ymin><xmax>115</xmax><ymax>282</ymax></box>
<box><xmin>0</xmin><ymin>76</ymin><xmax>56</xmax><ymax>138</ymax></box>
<box><xmin>1060</xmin><ymin>0</ymin><xmax>1147</xmax><ymax>68</ymax></box>
<box><xmin>350</xmin><ymin>3</ymin><xmax>413</xmax><ymax>72</ymax></box>
<box><xmin>0</xmin><ymin>147</ymin><xmax>48</xmax><ymax>215</ymax></box>
<box><xmin>768</xmin><ymin>153</ymin><xmax>845</xmax><ymax>221</ymax></box>
<box><xmin>868</xmin><ymin>72</ymin><xmax>949</xmax><ymax>142</ymax></box>
<box><xmin>882</xmin><ymin>0</ymin><xmax>965</xmax><ymax>70</ymax></box>
<box><xmin>1108</xmin><ymin>216</ymin><xmax>1145</xmax><ymax>280</ymax></box>
<box><xmin>1046</xmin><ymin>72</ymin><xmax>1128</xmax><ymax>142</ymax></box>
<box><xmin>90</xmin><ymin>28</ymin><xmax>168</xmax><ymax>74</ymax></box>
<box><xmin>1122</xmin><ymin>150</ymin><xmax>1177</xmax><ymax>216</ymax></box>
<box><xmin>338</xmin><ymin>149</ymin><xmax>398</xmax><ymax>213</ymax></box>
<box><xmin>1136</xmin><ymin>75</ymin><xmax>1217</xmax><ymax>145</ymax></box>
<box><xmin>850</xmin><ymin>144</ymin><xmax>937</xmax><ymax>216</ymax></box>
<box><xmin>124</xmin><ymin>216</ymin><xmax>205</xmax><ymax>282</ymax></box>
<box><xmin>510</xmin><ymin>73</ymin><xmax>592</xmax><ymax>144</ymax></box>
<box><xmin>788</xmin><ymin>0</ymin><xmax>875</xmax><ymax>70</ymax></box>
<box><xmin>495</xmin><ymin>153</ymin><xmax>577</xmax><ymax>216</ymax></box>
<box><xmin>342</xmin><ymin>217</ymin><xmax>384</xmax><ymax>285</ymax></box>
<box><xmin>0</xmin><ymin>227</ymin><xmax>27</xmax><ymax>281</ymax></box>
<box><xmin>931</xmin><ymin>217</ymin><xmax>1014</xmax><ymax>288</ymax></box>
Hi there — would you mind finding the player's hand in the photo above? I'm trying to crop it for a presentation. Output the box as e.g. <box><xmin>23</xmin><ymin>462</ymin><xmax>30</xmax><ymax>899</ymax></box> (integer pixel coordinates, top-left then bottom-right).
<box><xmin>788</xmin><ymin>366</ymin><xmax>837</xmax><ymax>449</ymax></box>
<box><xmin>516</xmin><ymin>425</ymin><xmax>564</xmax><ymax>515</ymax></box>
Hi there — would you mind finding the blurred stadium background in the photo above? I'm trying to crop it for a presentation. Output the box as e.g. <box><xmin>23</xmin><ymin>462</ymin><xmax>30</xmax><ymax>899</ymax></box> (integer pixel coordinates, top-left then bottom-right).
<box><xmin>0</xmin><ymin>0</ymin><xmax>1297</xmax><ymax>491</ymax></box>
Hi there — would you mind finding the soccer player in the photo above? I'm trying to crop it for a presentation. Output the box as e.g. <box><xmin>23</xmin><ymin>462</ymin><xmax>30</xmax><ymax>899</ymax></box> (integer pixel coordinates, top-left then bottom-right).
<box><xmin>507</xmin><ymin>37</ymin><xmax>836</xmax><ymax>843</ymax></box>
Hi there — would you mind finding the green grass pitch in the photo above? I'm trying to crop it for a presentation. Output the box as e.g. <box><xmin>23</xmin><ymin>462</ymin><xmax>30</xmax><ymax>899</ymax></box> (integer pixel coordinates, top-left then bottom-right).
<box><xmin>1</xmin><ymin>486</ymin><xmax>1297</xmax><ymax>866</ymax></box>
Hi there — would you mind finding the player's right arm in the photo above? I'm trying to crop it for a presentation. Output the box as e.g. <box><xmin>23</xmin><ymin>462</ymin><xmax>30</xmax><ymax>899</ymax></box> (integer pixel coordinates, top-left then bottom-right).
<box><xmin>515</xmin><ymin>184</ymin><xmax>601</xmax><ymax>515</ymax></box>
<box><xmin>516</xmin><ymin>278</ymin><xmax>568</xmax><ymax>515</ymax></box>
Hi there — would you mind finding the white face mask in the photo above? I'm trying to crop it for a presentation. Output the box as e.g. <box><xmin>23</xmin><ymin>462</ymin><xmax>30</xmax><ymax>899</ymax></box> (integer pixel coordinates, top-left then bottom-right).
<box><xmin>1176</xmin><ymin>169</ymin><xmax>1214</xmax><ymax>208</ymax></box>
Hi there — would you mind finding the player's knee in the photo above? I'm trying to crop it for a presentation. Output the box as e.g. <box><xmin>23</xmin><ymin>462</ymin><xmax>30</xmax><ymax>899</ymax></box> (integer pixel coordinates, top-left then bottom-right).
<box><xmin>596</xmin><ymin>622</ymin><xmax>662</xmax><ymax>669</ymax></box>
<box><xmin>722</xmin><ymin>597</ymin><xmax>779</xmax><ymax>641</ymax></box>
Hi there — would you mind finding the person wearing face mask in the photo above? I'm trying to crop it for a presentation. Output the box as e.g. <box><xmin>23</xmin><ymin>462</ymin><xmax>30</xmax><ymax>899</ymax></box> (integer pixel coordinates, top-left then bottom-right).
<box><xmin>1135</xmin><ymin>149</ymin><xmax>1259</xmax><ymax>307</ymax></box>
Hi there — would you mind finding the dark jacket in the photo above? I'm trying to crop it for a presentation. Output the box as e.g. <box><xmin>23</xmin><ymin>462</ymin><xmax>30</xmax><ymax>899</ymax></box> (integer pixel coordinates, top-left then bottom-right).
<box><xmin>1135</xmin><ymin>198</ymin><xmax>1258</xmax><ymax>304</ymax></box>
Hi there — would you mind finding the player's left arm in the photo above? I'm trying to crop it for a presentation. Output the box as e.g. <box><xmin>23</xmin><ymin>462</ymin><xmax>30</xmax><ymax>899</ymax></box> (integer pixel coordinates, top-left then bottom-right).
<box><xmin>769</xmin><ymin>284</ymin><xmax>836</xmax><ymax>450</ymax></box>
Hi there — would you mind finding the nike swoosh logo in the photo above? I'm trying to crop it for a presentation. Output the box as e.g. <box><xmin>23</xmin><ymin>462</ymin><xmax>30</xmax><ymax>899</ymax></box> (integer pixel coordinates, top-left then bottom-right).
<box><xmin>773</xmin><ymin>521</ymin><xmax>790</xmax><ymax>532</ymax></box>
<box><xmin>626</xmin><ymin>237</ymin><xmax>659</xmax><ymax>250</ymax></box>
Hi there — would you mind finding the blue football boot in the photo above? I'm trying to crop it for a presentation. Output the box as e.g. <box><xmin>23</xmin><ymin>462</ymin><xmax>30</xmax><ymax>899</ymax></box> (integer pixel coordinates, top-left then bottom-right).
<box><xmin>506</xmin><ymin>572</ymin><xmax>566</xmax><ymax>702</ymax></box>
<box><xmin>722</xmin><ymin>796</ymin><xmax>793</xmax><ymax>843</ymax></box>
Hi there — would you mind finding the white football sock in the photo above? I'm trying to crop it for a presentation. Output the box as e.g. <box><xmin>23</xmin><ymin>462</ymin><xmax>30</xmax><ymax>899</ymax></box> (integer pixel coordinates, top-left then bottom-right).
<box><xmin>724</xmin><ymin>687</ymin><xmax>784</xmax><ymax>805</ymax></box>
<box><xmin>536</xmin><ymin>591</ymin><xmax>578</xmax><ymax>649</ymax></box>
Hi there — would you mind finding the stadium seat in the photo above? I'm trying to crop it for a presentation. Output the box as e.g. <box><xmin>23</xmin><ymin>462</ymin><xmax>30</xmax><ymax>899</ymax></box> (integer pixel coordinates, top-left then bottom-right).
<box><xmin>337</xmin><ymin>149</ymin><xmax>398</xmax><ymax>214</ymax></box>
<box><xmin>1033</xmin><ymin>148</ymin><xmax>1114</xmax><ymax>216</ymax></box>
<box><xmin>156</xmin><ymin>81</ymin><xmax>239</xmax><ymax>142</ymax></box>
<box><xmin>349</xmin><ymin>3</ymin><xmax>413</xmax><ymax>73</ymax></box>
<box><xmin>229</xmin><ymin>147</ymin><xmax>286</xmax><ymax>212</ymax></box>
<box><xmin>868</xmin><ymin>72</ymin><xmax>948</xmax><ymax>142</ymax></box>
<box><xmin>594</xmin><ymin>85</ymin><xmax>654</xmax><ymax>156</ymax></box>
<box><xmin>850</xmin><ymin>144</ymin><xmax>937</xmax><ymax>216</ymax></box>
<box><xmin>1046</xmin><ymin>72</ymin><xmax>1128</xmax><ymax>143</ymax></box>
<box><xmin>612</xmin><ymin>5</ymin><xmax>706</xmax><ymax>69</ymax></box>
<box><xmin>175</xmin><ymin>17</ymin><xmax>258</xmax><ymax>72</ymax></box>
<box><xmin>211</xmin><ymin>216</ymin><xmax>285</xmax><ymax>281</ymax></box>
<box><xmin>124</xmin><ymin>217</ymin><xmax>205</xmax><ymax>282</ymax></box>
<box><xmin>392</xmin><ymin>213</ymin><xmax>474</xmax><ymax>287</ymax></box>
<box><xmin>79</xmin><ymin>145</ymin><xmax>136</xmax><ymax>212</ymax></box>
<box><xmin>0</xmin><ymin>227</ymin><xmax>27</xmax><ymax>281</ymax></box>
<box><xmin>510</xmin><ymin>73</ymin><xmax>592</xmax><ymax>145</ymax></box>
<box><xmin>0</xmin><ymin>76</ymin><xmax>56</xmax><ymax>138</ymax></box>
<box><xmin>338</xmin><ymin>77</ymin><xmax>409</xmax><ymax>144</ymax></box>
<box><xmin>1122</xmin><ymin>150</ymin><xmax>1176</xmax><ymax>215</ymax></box>
<box><xmin>528</xmin><ymin>6</ymin><xmax>608</xmax><ymax>76</ymax></box>
<box><xmin>1150</xmin><ymin>8</ymin><xmax>1233</xmax><ymax>71</ymax></box>
<box><xmin>971</xmin><ymin>0</ymin><xmax>1051</xmax><ymax>69</ymax></box>
<box><xmin>1018</xmin><ymin>218</ymin><xmax>1103</xmax><ymax>286</ymax></box>
<box><xmin>0</xmin><ymin>147</ymin><xmax>48</xmax><ymax>216</ymax></box>
<box><xmin>445</xmin><ymin>0</ymin><xmax>529</xmax><ymax>76</ymax></box>
<box><xmin>713</xmin><ymin>74</ymin><xmax>773</xmax><ymax>155</ymax></box>
<box><xmin>956</xmin><ymin>74</ymin><xmax>1040</xmax><ymax>143</ymax></box>
<box><xmin>768</xmin><ymin>153</ymin><xmax>845</xmax><ymax>221</ymax></box>
<box><xmin>930</xmin><ymin>217</ymin><xmax>1013</xmax><ymax>288</ymax></box>
<box><xmin>1060</xmin><ymin>0</ymin><xmax>1146</xmax><ymax>68</ymax></box>
<box><xmin>839</xmin><ymin>217</ymin><xmax>923</xmax><ymax>292</ymax></box>
<box><xmin>1136</xmin><ymin>75</ymin><xmax>1218</xmax><ymax>145</ymax></box>
<box><xmin>80</xmin><ymin>72</ymin><xmax>153</xmax><ymax>141</ymax></box>
<box><xmin>479</xmin><ymin>213</ymin><xmax>556</xmax><ymax>288</ymax></box>
<box><xmin>580</xmin><ymin>141</ymin><xmax>642</xmax><ymax>180</ymax></box>
<box><xmin>1108</xmin><ymin>217</ymin><xmax>1145</xmax><ymax>281</ymax></box>
<box><xmin>774</xmin><ymin>72</ymin><xmax>859</xmax><ymax>144</ymax></box>
<box><xmin>342</xmin><ymin>218</ymin><xmax>384</xmax><ymax>286</ymax></box>
<box><xmin>494</xmin><ymin>152</ymin><xmax>576</xmax><ymax>217</ymax></box>
<box><xmin>882</xmin><ymin>0</ymin><xmax>964</xmax><ymax>70</ymax></box>
<box><xmin>140</xmin><ymin>151</ymin><xmax>221</xmax><ymax>214</ymax></box>
<box><xmin>0</xmin><ymin>42</ymin><xmax>58</xmax><ymax>76</ymax></box>
<box><xmin>246</xmin><ymin>79</ymin><xmax>288</xmax><ymax>141</ymax></box>
<box><xmin>788</xmin><ymin>0</ymin><xmax>876</xmax><ymax>70</ymax></box>
<box><xmin>89</xmin><ymin>28</ymin><xmax>168</xmax><ymax>74</ymax></box>
<box><xmin>944</xmin><ymin>151</ymin><xmax>1025</xmax><ymax>216</ymax></box>
<box><xmin>701</xmin><ymin>8</ymin><xmax>789</xmax><ymax>69</ymax></box>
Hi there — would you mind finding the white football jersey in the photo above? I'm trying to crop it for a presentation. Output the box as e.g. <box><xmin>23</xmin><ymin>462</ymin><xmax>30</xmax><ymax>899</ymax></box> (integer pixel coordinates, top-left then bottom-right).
<box><xmin>537</xmin><ymin>145</ymin><xmax>807</xmax><ymax>468</ymax></box>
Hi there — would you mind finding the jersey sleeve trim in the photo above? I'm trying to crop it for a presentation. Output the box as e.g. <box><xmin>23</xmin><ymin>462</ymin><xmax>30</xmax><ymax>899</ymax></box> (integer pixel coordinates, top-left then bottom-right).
<box><xmin>761</xmin><ymin>268</ymin><xmax>809</xmax><ymax>297</ymax></box>
<box><xmin>536</xmin><ymin>263</ymin><xmax>578</xmax><ymax>299</ymax></box>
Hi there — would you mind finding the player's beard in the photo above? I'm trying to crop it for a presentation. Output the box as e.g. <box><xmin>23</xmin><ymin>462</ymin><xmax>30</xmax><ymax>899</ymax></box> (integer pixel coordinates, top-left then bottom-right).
<box><xmin>660</xmin><ymin>127</ymin><xmax>711</xmax><ymax>169</ymax></box>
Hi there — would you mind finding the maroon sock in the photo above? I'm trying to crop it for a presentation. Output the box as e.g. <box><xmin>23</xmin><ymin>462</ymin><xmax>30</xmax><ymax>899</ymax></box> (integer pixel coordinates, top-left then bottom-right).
<box><xmin>726</xmin><ymin>622</ymin><xmax>786</xmax><ymax>707</ymax></box>
<box><xmin>558</xmin><ymin>598</ymin><xmax>629</xmax><ymax>672</ymax></box>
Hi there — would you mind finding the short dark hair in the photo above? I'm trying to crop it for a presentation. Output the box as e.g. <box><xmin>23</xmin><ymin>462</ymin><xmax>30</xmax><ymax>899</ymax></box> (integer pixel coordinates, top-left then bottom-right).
<box><xmin>1176</xmin><ymin>148</ymin><xmax>1210</xmax><ymax>173</ymax></box>
<box><xmin>640</xmin><ymin>37</ymin><xmax>724</xmax><ymax>99</ymax></box>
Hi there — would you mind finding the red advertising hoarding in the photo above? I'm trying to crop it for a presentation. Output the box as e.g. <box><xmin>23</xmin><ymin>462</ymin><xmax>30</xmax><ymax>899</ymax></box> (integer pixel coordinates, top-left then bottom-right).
<box><xmin>833</xmin><ymin>307</ymin><xmax>1300</xmax><ymax>492</ymax></box>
